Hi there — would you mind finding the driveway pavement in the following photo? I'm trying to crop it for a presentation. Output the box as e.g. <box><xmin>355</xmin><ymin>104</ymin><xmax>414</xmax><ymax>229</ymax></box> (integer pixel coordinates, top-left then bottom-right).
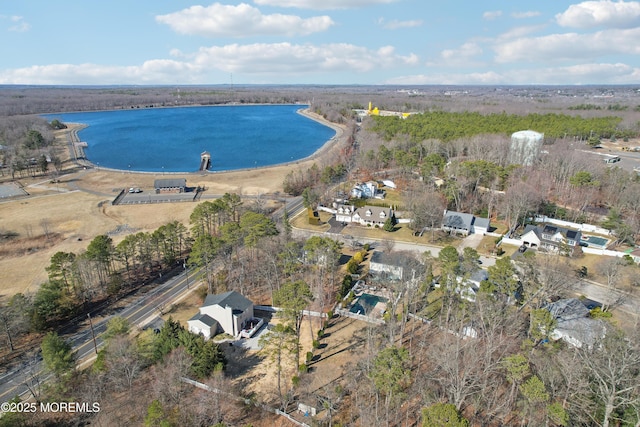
<box><xmin>458</xmin><ymin>233</ymin><xmax>484</xmax><ymax>251</ymax></box>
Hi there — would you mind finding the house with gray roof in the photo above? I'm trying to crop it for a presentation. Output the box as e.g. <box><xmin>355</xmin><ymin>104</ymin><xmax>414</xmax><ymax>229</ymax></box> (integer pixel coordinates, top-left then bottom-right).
<box><xmin>369</xmin><ymin>250</ymin><xmax>422</xmax><ymax>281</ymax></box>
<box><xmin>336</xmin><ymin>204</ymin><xmax>393</xmax><ymax>227</ymax></box>
<box><xmin>369</xmin><ymin>251</ymin><xmax>405</xmax><ymax>280</ymax></box>
<box><xmin>521</xmin><ymin>224</ymin><xmax>581</xmax><ymax>254</ymax></box>
<box><xmin>441</xmin><ymin>210</ymin><xmax>490</xmax><ymax>236</ymax></box>
<box><xmin>544</xmin><ymin>298</ymin><xmax>605</xmax><ymax>348</ymax></box>
<box><xmin>188</xmin><ymin>290</ymin><xmax>254</xmax><ymax>339</ymax></box>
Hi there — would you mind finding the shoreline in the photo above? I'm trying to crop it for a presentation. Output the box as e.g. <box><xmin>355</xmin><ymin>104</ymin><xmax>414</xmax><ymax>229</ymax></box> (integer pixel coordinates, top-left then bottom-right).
<box><xmin>58</xmin><ymin>107</ymin><xmax>348</xmax><ymax>195</ymax></box>
<box><xmin>63</xmin><ymin>107</ymin><xmax>345</xmax><ymax>176</ymax></box>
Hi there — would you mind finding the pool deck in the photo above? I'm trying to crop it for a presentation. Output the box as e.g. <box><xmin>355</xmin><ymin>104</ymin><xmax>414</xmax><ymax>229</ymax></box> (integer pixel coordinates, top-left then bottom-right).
<box><xmin>349</xmin><ymin>292</ymin><xmax>388</xmax><ymax>318</ymax></box>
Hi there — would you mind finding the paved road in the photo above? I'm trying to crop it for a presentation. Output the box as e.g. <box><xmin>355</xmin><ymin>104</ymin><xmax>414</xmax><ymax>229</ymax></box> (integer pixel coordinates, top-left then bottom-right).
<box><xmin>576</xmin><ymin>278</ymin><xmax>640</xmax><ymax>315</ymax></box>
<box><xmin>288</xmin><ymin>205</ymin><xmax>640</xmax><ymax>316</ymax></box>
<box><xmin>0</xmin><ymin>269</ymin><xmax>195</xmax><ymax>405</ymax></box>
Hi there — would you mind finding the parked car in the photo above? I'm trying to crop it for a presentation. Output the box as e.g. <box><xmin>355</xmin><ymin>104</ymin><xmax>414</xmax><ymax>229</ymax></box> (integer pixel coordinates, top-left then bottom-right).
<box><xmin>519</xmin><ymin>245</ymin><xmax>527</xmax><ymax>253</ymax></box>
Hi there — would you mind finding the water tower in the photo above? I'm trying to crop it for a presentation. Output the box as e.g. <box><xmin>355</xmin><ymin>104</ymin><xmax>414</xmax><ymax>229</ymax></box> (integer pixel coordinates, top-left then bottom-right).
<box><xmin>509</xmin><ymin>130</ymin><xmax>544</xmax><ymax>166</ymax></box>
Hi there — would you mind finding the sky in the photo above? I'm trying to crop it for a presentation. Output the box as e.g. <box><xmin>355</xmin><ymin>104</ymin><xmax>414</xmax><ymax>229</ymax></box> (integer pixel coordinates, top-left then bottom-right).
<box><xmin>0</xmin><ymin>0</ymin><xmax>639</xmax><ymax>86</ymax></box>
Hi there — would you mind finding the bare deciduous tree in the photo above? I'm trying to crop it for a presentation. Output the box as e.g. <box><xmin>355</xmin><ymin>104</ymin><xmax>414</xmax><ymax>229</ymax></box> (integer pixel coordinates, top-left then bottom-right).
<box><xmin>576</xmin><ymin>327</ymin><xmax>640</xmax><ymax>427</ymax></box>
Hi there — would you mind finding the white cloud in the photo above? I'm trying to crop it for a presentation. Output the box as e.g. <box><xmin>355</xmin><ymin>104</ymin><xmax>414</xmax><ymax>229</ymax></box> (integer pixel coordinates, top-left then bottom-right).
<box><xmin>0</xmin><ymin>42</ymin><xmax>419</xmax><ymax>84</ymax></box>
<box><xmin>431</xmin><ymin>42</ymin><xmax>484</xmax><ymax>67</ymax></box>
<box><xmin>190</xmin><ymin>42</ymin><xmax>419</xmax><ymax>73</ymax></box>
<box><xmin>483</xmin><ymin>11</ymin><xmax>502</xmax><ymax>20</ymax></box>
<box><xmin>0</xmin><ymin>61</ymin><xmax>201</xmax><ymax>85</ymax></box>
<box><xmin>504</xmin><ymin>62</ymin><xmax>640</xmax><ymax>84</ymax></box>
<box><xmin>253</xmin><ymin>0</ymin><xmax>400</xmax><ymax>10</ymax></box>
<box><xmin>556</xmin><ymin>0</ymin><xmax>640</xmax><ymax>29</ymax></box>
<box><xmin>384</xmin><ymin>63</ymin><xmax>640</xmax><ymax>85</ymax></box>
<box><xmin>494</xmin><ymin>27</ymin><xmax>640</xmax><ymax>63</ymax></box>
<box><xmin>512</xmin><ymin>11</ymin><xmax>541</xmax><ymax>19</ymax></box>
<box><xmin>3</xmin><ymin>15</ymin><xmax>30</xmax><ymax>32</ymax></box>
<box><xmin>385</xmin><ymin>71</ymin><xmax>504</xmax><ymax>85</ymax></box>
<box><xmin>378</xmin><ymin>18</ymin><xmax>423</xmax><ymax>30</ymax></box>
<box><xmin>156</xmin><ymin>3</ymin><xmax>333</xmax><ymax>37</ymax></box>
<box><xmin>496</xmin><ymin>24</ymin><xmax>548</xmax><ymax>41</ymax></box>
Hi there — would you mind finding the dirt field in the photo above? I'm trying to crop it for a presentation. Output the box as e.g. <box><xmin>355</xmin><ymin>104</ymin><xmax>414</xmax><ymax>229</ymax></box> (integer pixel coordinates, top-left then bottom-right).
<box><xmin>0</xmin><ymin>111</ymin><xmax>347</xmax><ymax>297</ymax></box>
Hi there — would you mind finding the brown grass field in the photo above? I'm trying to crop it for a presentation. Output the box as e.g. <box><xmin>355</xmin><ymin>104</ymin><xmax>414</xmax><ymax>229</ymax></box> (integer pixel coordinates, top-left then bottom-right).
<box><xmin>0</xmin><ymin>110</ymin><xmax>347</xmax><ymax>297</ymax></box>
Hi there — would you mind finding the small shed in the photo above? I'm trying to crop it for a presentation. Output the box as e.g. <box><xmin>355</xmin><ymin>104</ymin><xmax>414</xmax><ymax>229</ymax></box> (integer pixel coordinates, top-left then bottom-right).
<box><xmin>154</xmin><ymin>178</ymin><xmax>187</xmax><ymax>193</ymax></box>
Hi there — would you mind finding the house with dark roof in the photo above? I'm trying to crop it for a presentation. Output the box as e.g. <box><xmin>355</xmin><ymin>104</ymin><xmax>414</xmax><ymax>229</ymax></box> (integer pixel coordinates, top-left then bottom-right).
<box><xmin>521</xmin><ymin>224</ymin><xmax>582</xmax><ymax>254</ymax></box>
<box><xmin>369</xmin><ymin>251</ymin><xmax>405</xmax><ymax>280</ymax></box>
<box><xmin>544</xmin><ymin>298</ymin><xmax>606</xmax><ymax>348</ymax></box>
<box><xmin>187</xmin><ymin>290</ymin><xmax>254</xmax><ymax>339</ymax></box>
<box><xmin>441</xmin><ymin>210</ymin><xmax>490</xmax><ymax>236</ymax></box>
<box><xmin>154</xmin><ymin>178</ymin><xmax>187</xmax><ymax>193</ymax></box>
<box><xmin>369</xmin><ymin>251</ymin><xmax>422</xmax><ymax>281</ymax></box>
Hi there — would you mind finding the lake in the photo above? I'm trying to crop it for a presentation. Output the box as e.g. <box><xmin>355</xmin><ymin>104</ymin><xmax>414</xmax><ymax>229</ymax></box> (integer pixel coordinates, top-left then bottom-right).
<box><xmin>44</xmin><ymin>105</ymin><xmax>336</xmax><ymax>172</ymax></box>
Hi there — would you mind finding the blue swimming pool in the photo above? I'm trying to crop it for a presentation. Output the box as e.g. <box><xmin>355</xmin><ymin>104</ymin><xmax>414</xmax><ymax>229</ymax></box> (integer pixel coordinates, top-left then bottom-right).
<box><xmin>582</xmin><ymin>235</ymin><xmax>609</xmax><ymax>248</ymax></box>
<box><xmin>349</xmin><ymin>293</ymin><xmax>387</xmax><ymax>316</ymax></box>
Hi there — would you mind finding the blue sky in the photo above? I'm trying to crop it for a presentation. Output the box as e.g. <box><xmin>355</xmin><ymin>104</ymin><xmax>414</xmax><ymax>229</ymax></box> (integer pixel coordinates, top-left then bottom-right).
<box><xmin>1</xmin><ymin>0</ymin><xmax>639</xmax><ymax>85</ymax></box>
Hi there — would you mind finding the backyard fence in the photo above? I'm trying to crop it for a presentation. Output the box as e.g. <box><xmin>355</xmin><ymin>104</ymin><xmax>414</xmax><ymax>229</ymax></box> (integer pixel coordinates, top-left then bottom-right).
<box><xmin>335</xmin><ymin>307</ymin><xmax>384</xmax><ymax>325</ymax></box>
<box><xmin>533</xmin><ymin>215</ymin><xmax>611</xmax><ymax>236</ymax></box>
<box><xmin>181</xmin><ymin>377</ymin><xmax>311</xmax><ymax>427</ymax></box>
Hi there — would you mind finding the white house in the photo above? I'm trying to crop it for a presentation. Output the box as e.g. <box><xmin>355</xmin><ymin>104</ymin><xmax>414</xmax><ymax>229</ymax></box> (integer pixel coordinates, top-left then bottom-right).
<box><xmin>435</xmin><ymin>269</ymin><xmax>488</xmax><ymax>302</ymax></box>
<box><xmin>335</xmin><ymin>204</ymin><xmax>356</xmax><ymax>224</ymax></box>
<box><xmin>188</xmin><ymin>290</ymin><xmax>254</xmax><ymax>339</ymax></box>
<box><xmin>350</xmin><ymin>181</ymin><xmax>385</xmax><ymax>199</ymax></box>
<box><xmin>521</xmin><ymin>224</ymin><xmax>582</xmax><ymax>254</ymax></box>
<box><xmin>336</xmin><ymin>204</ymin><xmax>393</xmax><ymax>227</ymax></box>
<box><xmin>456</xmin><ymin>269</ymin><xmax>488</xmax><ymax>302</ymax></box>
<box><xmin>353</xmin><ymin>206</ymin><xmax>392</xmax><ymax>227</ymax></box>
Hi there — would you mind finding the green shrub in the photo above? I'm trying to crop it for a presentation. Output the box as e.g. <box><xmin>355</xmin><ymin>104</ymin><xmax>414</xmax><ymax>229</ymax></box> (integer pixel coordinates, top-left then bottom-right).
<box><xmin>346</xmin><ymin>258</ymin><xmax>359</xmax><ymax>274</ymax></box>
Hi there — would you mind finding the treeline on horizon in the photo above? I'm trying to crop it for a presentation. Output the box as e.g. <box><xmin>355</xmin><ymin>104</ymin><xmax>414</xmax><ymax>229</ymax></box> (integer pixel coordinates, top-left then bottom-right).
<box><xmin>371</xmin><ymin>111</ymin><xmax>634</xmax><ymax>142</ymax></box>
<box><xmin>2</xmin><ymin>84</ymin><xmax>640</xmax><ymax>118</ymax></box>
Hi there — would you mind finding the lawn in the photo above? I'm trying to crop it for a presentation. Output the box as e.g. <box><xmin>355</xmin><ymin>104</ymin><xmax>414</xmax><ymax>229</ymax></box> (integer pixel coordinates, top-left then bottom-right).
<box><xmin>343</xmin><ymin>222</ymin><xmax>461</xmax><ymax>248</ymax></box>
<box><xmin>291</xmin><ymin>208</ymin><xmax>331</xmax><ymax>232</ymax></box>
<box><xmin>476</xmin><ymin>235</ymin><xmax>501</xmax><ymax>255</ymax></box>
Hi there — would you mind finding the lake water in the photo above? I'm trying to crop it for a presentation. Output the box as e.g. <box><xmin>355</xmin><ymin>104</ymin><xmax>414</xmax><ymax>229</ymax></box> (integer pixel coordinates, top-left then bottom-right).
<box><xmin>44</xmin><ymin>105</ymin><xmax>336</xmax><ymax>172</ymax></box>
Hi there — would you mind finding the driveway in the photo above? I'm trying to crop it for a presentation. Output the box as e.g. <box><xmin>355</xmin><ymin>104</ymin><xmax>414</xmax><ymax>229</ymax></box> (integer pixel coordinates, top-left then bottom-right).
<box><xmin>459</xmin><ymin>233</ymin><xmax>484</xmax><ymax>251</ymax></box>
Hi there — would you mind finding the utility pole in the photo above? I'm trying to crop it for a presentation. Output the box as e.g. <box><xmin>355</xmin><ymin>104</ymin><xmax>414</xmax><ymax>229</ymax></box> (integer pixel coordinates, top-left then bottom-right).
<box><xmin>87</xmin><ymin>313</ymin><xmax>98</xmax><ymax>355</ymax></box>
